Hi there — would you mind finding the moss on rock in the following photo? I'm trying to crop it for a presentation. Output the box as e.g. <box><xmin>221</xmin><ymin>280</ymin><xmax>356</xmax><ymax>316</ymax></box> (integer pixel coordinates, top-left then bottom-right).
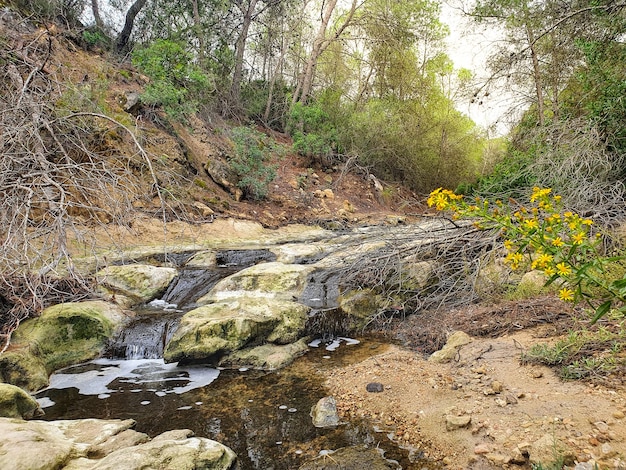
<box><xmin>0</xmin><ymin>383</ymin><xmax>42</xmax><ymax>419</ymax></box>
<box><xmin>0</xmin><ymin>301</ymin><xmax>127</xmax><ymax>391</ymax></box>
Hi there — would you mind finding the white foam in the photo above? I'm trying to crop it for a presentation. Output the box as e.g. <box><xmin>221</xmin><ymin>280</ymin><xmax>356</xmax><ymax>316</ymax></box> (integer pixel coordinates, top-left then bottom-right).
<box><xmin>43</xmin><ymin>358</ymin><xmax>219</xmax><ymax>397</ymax></box>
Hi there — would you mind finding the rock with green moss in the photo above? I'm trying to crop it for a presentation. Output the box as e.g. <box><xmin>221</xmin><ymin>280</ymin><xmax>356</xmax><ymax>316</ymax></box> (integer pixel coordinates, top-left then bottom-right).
<box><xmin>164</xmin><ymin>297</ymin><xmax>309</xmax><ymax>364</ymax></box>
<box><xmin>197</xmin><ymin>262</ymin><xmax>313</xmax><ymax>304</ymax></box>
<box><xmin>218</xmin><ymin>338</ymin><xmax>309</xmax><ymax>370</ymax></box>
<box><xmin>0</xmin><ymin>301</ymin><xmax>127</xmax><ymax>391</ymax></box>
<box><xmin>338</xmin><ymin>288</ymin><xmax>385</xmax><ymax>330</ymax></box>
<box><xmin>96</xmin><ymin>264</ymin><xmax>178</xmax><ymax>307</ymax></box>
<box><xmin>0</xmin><ymin>350</ymin><xmax>49</xmax><ymax>392</ymax></box>
<box><xmin>0</xmin><ymin>384</ymin><xmax>42</xmax><ymax>419</ymax></box>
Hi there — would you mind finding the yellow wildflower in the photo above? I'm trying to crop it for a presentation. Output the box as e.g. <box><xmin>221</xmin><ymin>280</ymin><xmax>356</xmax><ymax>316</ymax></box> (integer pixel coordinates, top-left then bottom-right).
<box><xmin>551</xmin><ymin>237</ymin><xmax>564</xmax><ymax>247</ymax></box>
<box><xmin>582</xmin><ymin>219</ymin><xmax>593</xmax><ymax>226</ymax></box>
<box><xmin>523</xmin><ymin>218</ymin><xmax>539</xmax><ymax>230</ymax></box>
<box><xmin>532</xmin><ymin>253</ymin><xmax>554</xmax><ymax>270</ymax></box>
<box><xmin>530</xmin><ymin>187</ymin><xmax>552</xmax><ymax>202</ymax></box>
<box><xmin>571</xmin><ymin>232</ymin><xmax>585</xmax><ymax>245</ymax></box>
<box><xmin>558</xmin><ymin>288</ymin><xmax>575</xmax><ymax>302</ymax></box>
<box><xmin>503</xmin><ymin>240</ymin><xmax>514</xmax><ymax>251</ymax></box>
<box><xmin>556</xmin><ymin>262</ymin><xmax>571</xmax><ymax>276</ymax></box>
<box><xmin>543</xmin><ymin>266</ymin><xmax>556</xmax><ymax>277</ymax></box>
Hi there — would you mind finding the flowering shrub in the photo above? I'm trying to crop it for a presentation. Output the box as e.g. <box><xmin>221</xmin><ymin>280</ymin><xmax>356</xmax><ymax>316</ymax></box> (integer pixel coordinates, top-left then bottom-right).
<box><xmin>428</xmin><ymin>187</ymin><xmax>626</xmax><ymax>322</ymax></box>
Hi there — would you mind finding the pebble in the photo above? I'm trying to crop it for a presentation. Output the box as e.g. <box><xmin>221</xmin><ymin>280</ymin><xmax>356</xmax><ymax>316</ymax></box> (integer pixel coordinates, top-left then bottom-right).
<box><xmin>474</xmin><ymin>443</ymin><xmax>490</xmax><ymax>454</ymax></box>
<box><xmin>613</xmin><ymin>410</ymin><xmax>625</xmax><ymax>419</ymax></box>
<box><xmin>594</xmin><ymin>421</ymin><xmax>609</xmax><ymax>433</ymax></box>
<box><xmin>366</xmin><ymin>382</ymin><xmax>384</xmax><ymax>393</ymax></box>
<box><xmin>491</xmin><ymin>381</ymin><xmax>503</xmax><ymax>393</ymax></box>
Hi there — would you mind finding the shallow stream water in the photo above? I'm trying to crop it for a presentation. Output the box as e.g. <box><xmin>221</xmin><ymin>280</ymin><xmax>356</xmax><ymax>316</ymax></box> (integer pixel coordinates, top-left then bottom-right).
<box><xmin>35</xmin><ymin>337</ymin><xmax>437</xmax><ymax>469</ymax></box>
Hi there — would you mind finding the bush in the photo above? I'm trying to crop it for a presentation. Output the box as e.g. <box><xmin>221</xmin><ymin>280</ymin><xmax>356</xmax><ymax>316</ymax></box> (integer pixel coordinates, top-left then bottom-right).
<box><xmin>229</xmin><ymin>127</ymin><xmax>280</xmax><ymax>201</ymax></box>
<box><xmin>287</xmin><ymin>102</ymin><xmax>338</xmax><ymax>166</ymax></box>
<box><xmin>132</xmin><ymin>40</ymin><xmax>212</xmax><ymax>121</ymax></box>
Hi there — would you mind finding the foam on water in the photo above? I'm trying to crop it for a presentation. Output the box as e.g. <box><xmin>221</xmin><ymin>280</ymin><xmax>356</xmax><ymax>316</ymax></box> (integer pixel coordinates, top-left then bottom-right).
<box><xmin>38</xmin><ymin>358</ymin><xmax>219</xmax><ymax>408</ymax></box>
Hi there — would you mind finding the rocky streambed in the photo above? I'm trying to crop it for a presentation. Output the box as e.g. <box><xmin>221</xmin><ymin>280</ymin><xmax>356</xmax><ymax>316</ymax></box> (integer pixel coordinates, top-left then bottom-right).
<box><xmin>3</xmin><ymin>217</ymin><xmax>615</xmax><ymax>469</ymax></box>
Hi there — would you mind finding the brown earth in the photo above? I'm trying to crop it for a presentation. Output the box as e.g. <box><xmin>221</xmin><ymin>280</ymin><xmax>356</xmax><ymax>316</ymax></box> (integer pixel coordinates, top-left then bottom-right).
<box><xmin>326</xmin><ymin>301</ymin><xmax>626</xmax><ymax>469</ymax></box>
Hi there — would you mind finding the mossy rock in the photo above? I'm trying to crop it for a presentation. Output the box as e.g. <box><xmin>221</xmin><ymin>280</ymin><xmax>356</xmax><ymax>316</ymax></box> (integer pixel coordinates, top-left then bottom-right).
<box><xmin>0</xmin><ymin>383</ymin><xmax>42</xmax><ymax>419</ymax></box>
<box><xmin>0</xmin><ymin>350</ymin><xmax>48</xmax><ymax>392</ymax></box>
<box><xmin>96</xmin><ymin>264</ymin><xmax>178</xmax><ymax>307</ymax></box>
<box><xmin>0</xmin><ymin>301</ymin><xmax>127</xmax><ymax>391</ymax></box>
<box><xmin>164</xmin><ymin>297</ymin><xmax>309</xmax><ymax>364</ymax></box>
<box><xmin>218</xmin><ymin>339</ymin><xmax>309</xmax><ymax>371</ymax></box>
<box><xmin>198</xmin><ymin>262</ymin><xmax>313</xmax><ymax>304</ymax></box>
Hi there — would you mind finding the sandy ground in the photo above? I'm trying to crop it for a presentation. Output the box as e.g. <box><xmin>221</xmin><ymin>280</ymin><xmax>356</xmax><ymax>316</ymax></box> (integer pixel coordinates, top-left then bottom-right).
<box><xmin>326</xmin><ymin>329</ymin><xmax>626</xmax><ymax>469</ymax></box>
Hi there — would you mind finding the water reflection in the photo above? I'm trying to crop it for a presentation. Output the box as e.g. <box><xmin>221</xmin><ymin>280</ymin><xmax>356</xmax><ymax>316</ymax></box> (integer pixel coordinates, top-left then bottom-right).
<box><xmin>35</xmin><ymin>339</ymin><xmax>435</xmax><ymax>469</ymax></box>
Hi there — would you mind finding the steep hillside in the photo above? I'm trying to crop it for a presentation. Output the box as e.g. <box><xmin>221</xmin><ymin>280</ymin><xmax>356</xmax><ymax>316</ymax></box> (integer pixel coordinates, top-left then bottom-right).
<box><xmin>0</xmin><ymin>10</ymin><xmax>424</xmax><ymax>233</ymax></box>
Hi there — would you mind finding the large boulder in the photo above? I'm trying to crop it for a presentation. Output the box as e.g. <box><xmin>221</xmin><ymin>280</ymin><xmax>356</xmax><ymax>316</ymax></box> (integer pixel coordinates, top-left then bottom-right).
<box><xmin>96</xmin><ymin>264</ymin><xmax>178</xmax><ymax>307</ymax></box>
<box><xmin>0</xmin><ymin>383</ymin><xmax>42</xmax><ymax>419</ymax></box>
<box><xmin>0</xmin><ymin>418</ymin><xmax>237</xmax><ymax>470</ymax></box>
<box><xmin>163</xmin><ymin>298</ymin><xmax>309</xmax><ymax>364</ymax></box>
<box><xmin>197</xmin><ymin>261</ymin><xmax>313</xmax><ymax>304</ymax></box>
<box><xmin>0</xmin><ymin>301</ymin><xmax>127</xmax><ymax>391</ymax></box>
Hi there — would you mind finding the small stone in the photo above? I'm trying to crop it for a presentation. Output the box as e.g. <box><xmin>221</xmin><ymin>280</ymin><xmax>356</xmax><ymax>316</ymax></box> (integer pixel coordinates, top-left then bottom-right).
<box><xmin>588</xmin><ymin>437</ymin><xmax>600</xmax><ymax>446</ymax></box>
<box><xmin>485</xmin><ymin>453</ymin><xmax>509</xmax><ymax>465</ymax></box>
<box><xmin>601</xmin><ymin>443</ymin><xmax>616</xmax><ymax>458</ymax></box>
<box><xmin>594</xmin><ymin>421</ymin><xmax>609</xmax><ymax>433</ymax></box>
<box><xmin>491</xmin><ymin>381</ymin><xmax>503</xmax><ymax>393</ymax></box>
<box><xmin>474</xmin><ymin>444</ymin><xmax>490</xmax><ymax>454</ymax></box>
<box><xmin>529</xmin><ymin>369</ymin><xmax>543</xmax><ymax>378</ymax></box>
<box><xmin>445</xmin><ymin>414</ymin><xmax>471</xmax><ymax>431</ymax></box>
<box><xmin>613</xmin><ymin>410</ymin><xmax>625</xmax><ymax>419</ymax></box>
<box><xmin>505</xmin><ymin>394</ymin><xmax>518</xmax><ymax>405</ymax></box>
<box><xmin>366</xmin><ymin>382</ymin><xmax>384</xmax><ymax>393</ymax></box>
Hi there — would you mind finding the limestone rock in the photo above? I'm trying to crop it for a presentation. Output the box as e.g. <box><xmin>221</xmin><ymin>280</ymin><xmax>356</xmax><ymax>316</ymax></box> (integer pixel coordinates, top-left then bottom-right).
<box><xmin>163</xmin><ymin>298</ymin><xmax>309</xmax><ymax>364</ymax></box>
<box><xmin>96</xmin><ymin>264</ymin><xmax>178</xmax><ymax>307</ymax></box>
<box><xmin>0</xmin><ymin>418</ymin><xmax>237</xmax><ymax>470</ymax></box>
<box><xmin>429</xmin><ymin>331</ymin><xmax>472</xmax><ymax>363</ymax></box>
<box><xmin>198</xmin><ymin>261</ymin><xmax>313</xmax><ymax>304</ymax></box>
<box><xmin>310</xmin><ymin>396</ymin><xmax>340</xmax><ymax>428</ymax></box>
<box><xmin>83</xmin><ymin>432</ymin><xmax>237</xmax><ymax>470</ymax></box>
<box><xmin>0</xmin><ymin>418</ymin><xmax>74</xmax><ymax>470</ymax></box>
<box><xmin>1</xmin><ymin>301</ymin><xmax>127</xmax><ymax>390</ymax></box>
<box><xmin>186</xmin><ymin>250</ymin><xmax>218</xmax><ymax>268</ymax></box>
<box><xmin>0</xmin><ymin>384</ymin><xmax>42</xmax><ymax>419</ymax></box>
<box><xmin>218</xmin><ymin>339</ymin><xmax>309</xmax><ymax>370</ymax></box>
<box><xmin>445</xmin><ymin>414</ymin><xmax>471</xmax><ymax>431</ymax></box>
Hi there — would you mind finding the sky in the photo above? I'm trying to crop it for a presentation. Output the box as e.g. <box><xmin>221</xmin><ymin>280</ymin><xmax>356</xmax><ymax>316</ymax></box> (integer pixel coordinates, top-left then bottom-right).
<box><xmin>440</xmin><ymin>0</ymin><xmax>515</xmax><ymax>136</ymax></box>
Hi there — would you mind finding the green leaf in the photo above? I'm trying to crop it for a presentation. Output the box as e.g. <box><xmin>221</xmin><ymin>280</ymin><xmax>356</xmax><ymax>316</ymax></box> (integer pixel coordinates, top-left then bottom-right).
<box><xmin>591</xmin><ymin>301</ymin><xmax>612</xmax><ymax>324</ymax></box>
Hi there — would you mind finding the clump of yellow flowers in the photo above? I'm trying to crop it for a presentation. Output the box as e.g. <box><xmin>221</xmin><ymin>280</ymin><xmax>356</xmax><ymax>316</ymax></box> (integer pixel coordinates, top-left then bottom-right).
<box><xmin>428</xmin><ymin>187</ymin><xmax>624</xmax><ymax>322</ymax></box>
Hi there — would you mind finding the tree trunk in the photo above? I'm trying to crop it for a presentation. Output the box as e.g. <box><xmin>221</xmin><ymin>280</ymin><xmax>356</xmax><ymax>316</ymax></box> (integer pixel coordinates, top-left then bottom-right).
<box><xmin>116</xmin><ymin>0</ymin><xmax>148</xmax><ymax>54</ymax></box>
<box><xmin>230</xmin><ymin>0</ymin><xmax>259</xmax><ymax>110</ymax></box>
<box><xmin>191</xmin><ymin>0</ymin><xmax>205</xmax><ymax>65</ymax></box>
<box><xmin>292</xmin><ymin>0</ymin><xmax>359</xmax><ymax>105</ymax></box>
<box><xmin>526</xmin><ymin>24</ymin><xmax>545</xmax><ymax>126</ymax></box>
<box><xmin>91</xmin><ymin>0</ymin><xmax>104</xmax><ymax>30</ymax></box>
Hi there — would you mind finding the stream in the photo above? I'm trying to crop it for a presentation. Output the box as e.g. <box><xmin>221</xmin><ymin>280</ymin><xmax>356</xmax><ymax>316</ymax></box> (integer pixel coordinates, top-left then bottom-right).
<box><xmin>32</xmin><ymin>245</ymin><xmax>444</xmax><ymax>469</ymax></box>
<box><xmin>35</xmin><ymin>337</ymin><xmax>435</xmax><ymax>469</ymax></box>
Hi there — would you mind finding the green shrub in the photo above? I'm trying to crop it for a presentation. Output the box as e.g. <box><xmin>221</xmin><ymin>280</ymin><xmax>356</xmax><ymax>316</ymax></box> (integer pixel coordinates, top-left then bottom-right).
<box><xmin>229</xmin><ymin>126</ymin><xmax>280</xmax><ymax>201</ymax></box>
<box><xmin>132</xmin><ymin>40</ymin><xmax>212</xmax><ymax>121</ymax></box>
<box><xmin>288</xmin><ymin>102</ymin><xmax>338</xmax><ymax>165</ymax></box>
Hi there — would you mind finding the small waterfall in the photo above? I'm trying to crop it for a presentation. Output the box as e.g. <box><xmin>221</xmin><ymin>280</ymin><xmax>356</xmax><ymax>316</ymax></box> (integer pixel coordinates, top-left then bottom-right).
<box><xmin>108</xmin><ymin>249</ymin><xmax>278</xmax><ymax>360</ymax></box>
<box><xmin>106</xmin><ymin>313</ymin><xmax>180</xmax><ymax>360</ymax></box>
